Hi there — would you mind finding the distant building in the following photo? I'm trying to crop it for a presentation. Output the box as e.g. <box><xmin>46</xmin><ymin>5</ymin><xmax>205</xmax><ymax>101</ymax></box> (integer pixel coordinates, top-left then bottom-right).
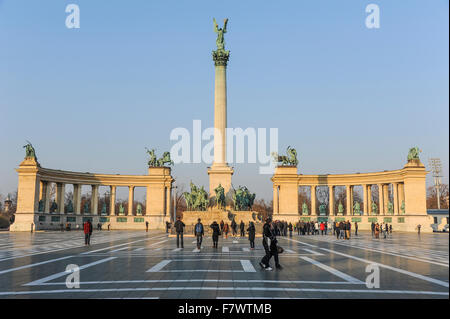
<box><xmin>427</xmin><ymin>209</ymin><xmax>449</xmax><ymax>232</ymax></box>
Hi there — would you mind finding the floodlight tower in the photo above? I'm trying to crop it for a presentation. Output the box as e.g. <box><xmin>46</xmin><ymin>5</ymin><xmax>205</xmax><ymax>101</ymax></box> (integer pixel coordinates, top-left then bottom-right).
<box><xmin>429</xmin><ymin>158</ymin><xmax>442</xmax><ymax>209</ymax></box>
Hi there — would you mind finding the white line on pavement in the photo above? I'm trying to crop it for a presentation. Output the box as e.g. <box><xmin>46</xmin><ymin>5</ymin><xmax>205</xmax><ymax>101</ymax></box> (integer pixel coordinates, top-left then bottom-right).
<box><xmin>0</xmin><ymin>256</ymin><xmax>74</xmax><ymax>275</ymax></box>
<box><xmin>147</xmin><ymin>260</ymin><xmax>171</xmax><ymax>272</ymax></box>
<box><xmin>302</xmin><ymin>248</ymin><xmax>324</xmax><ymax>256</ymax></box>
<box><xmin>240</xmin><ymin>260</ymin><xmax>256</xmax><ymax>272</ymax></box>
<box><xmin>301</xmin><ymin>256</ymin><xmax>363</xmax><ymax>284</ymax></box>
<box><xmin>0</xmin><ymin>287</ymin><xmax>447</xmax><ymax>297</ymax></box>
<box><xmin>242</xmin><ymin>248</ymin><xmax>250</xmax><ymax>252</ymax></box>
<box><xmin>320</xmin><ymin>247</ymin><xmax>449</xmax><ymax>288</ymax></box>
<box><xmin>281</xmin><ymin>237</ymin><xmax>318</xmax><ymax>248</ymax></box>
<box><xmin>222</xmin><ymin>246</ymin><xmax>229</xmax><ymax>252</ymax></box>
<box><xmin>24</xmin><ymin>257</ymin><xmax>117</xmax><ymax>286</ymax></box>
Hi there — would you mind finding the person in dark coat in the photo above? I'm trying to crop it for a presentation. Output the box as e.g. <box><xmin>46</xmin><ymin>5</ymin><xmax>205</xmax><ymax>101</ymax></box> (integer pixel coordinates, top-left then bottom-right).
<box><xmin>240</xmin><ymin>220</ymin><xmax>245</xmax><ymax>237</ymax></box>
<box><xmin>210</xmin><ymin>221</ymin><xmax>221</xmax><ymax>248</ymax></box>
<box><xmin>194</xmin><ymin>218</ymin><xmax>204</xmax><ymax>250</ymax></box>
<box><xmin>259</xmin><ymin>217</ymin><xmax>282</xmax><ymax>270</ymax></box>
<box><xmin>174</xmin><ymin>216</ymin><xmax>185</xmax><ymax>248</ymax></box>
<box><xmin>354</xmin><ymin>221</ymin><xmax>358</xmax><ymax>236</ymax></box>
<box><xmin>231</xmin><ymin>219</ymin><xmax>237</xmax><ymax>237</ymax></box>
<box><xmin>288</xmin><ymin>223</ymin><xmax>293</xmax><ymax>237</ymax></box>
<box><xmin>220</xmin><ymin>220</ymin><xmax>224</xmax><ymax>234</ymax></box>
<box><xmin>247</xmin><ymin>221</ymin><xmax>256</xmax><ymax>249</ymax></box>
<box><xmin>84</xmin><ymin>220</ymin><xmax>93</xmax><ymax>246</ymax></box>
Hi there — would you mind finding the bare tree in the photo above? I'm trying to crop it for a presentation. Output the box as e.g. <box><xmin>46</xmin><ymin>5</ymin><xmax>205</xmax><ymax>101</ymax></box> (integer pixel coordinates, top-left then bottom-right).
<box><xmin>427</xmin><ymin>184</ymin><xmax>449</xmax><ymax>209</ymax></box>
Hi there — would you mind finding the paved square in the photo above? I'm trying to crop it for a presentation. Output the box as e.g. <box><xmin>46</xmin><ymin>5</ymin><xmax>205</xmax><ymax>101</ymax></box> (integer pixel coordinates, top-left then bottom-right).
<box><xmin>0</xmin><ymin>230</ymin><xmax>448</xmax><ymax>299</ymax></box>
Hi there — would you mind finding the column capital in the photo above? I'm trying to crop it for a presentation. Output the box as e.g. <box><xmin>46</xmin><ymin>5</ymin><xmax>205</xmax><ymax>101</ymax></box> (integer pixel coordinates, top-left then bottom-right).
<box><xmin>212</xmin><ymin>49</ymin><xmax>230</xmax><ymax>66</ymax></box>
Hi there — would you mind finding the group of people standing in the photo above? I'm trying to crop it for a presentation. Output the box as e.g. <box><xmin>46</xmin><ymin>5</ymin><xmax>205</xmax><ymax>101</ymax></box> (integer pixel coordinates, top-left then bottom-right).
<box><xmin>371</xmin><ymin>222</ymin><xmax>393</xmax><ymax>239</ymax></box>
<box><xmin>172</xmin><ymin>217</ymin><xmax>257</xmax><ymax>251</ymax></box>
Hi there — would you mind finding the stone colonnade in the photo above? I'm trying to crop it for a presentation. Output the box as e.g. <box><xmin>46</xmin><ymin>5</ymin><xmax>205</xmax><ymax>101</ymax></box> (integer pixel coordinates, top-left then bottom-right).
<box><xmin>10</xmin><ymin>157</ymin><xmax>174</xmax><ymax>231</ymax></box>
<box><xmin>272</xmin><ymin>160</ymin><xmax>433</xmax><ymax>232</ymax></box>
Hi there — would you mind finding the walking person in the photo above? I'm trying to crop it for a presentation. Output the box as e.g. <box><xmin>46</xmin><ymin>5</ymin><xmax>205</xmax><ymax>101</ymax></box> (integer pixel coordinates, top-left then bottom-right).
<box><xmin>354</xmin><ymin>221</ymin><xmax>358</xmax><ymax>236</ymax></box>
<box><xmin>240</xmin><ymin>220</ymin><xmax>245</xmax><ymax>237</ymax></box>
<box><xmin>259</xmin><ymin>218</ymin><xmax>282</xmax><ymax>270</ymax></box>
<box><xmin>84</xmin><ymin>219</ymin><xmax>93</xmax><ymax>246</ymax></box>
<box><xmin>288</xmin><ymin>223</ymin><xmax>293</xmax><ymax>237</ymax></box>
<box><xmin>371</xmin><ymin>222</ymin><xmax>375</xmax><ymax>237</ymax></box>
<box><xmin>247</xmin><ymin>221</ymin><xmax>256</xmax><ymax>249</ymax></box>
<box><xmin>145</xmin><ymin>221</ymin><xmax>149</xmax><ymax>232</ymax></box>
<box><xmin>375</xmin><ymin>223</ymin><xmax>380</xmax><ymax>239</ymax></box>
<box><xmin>210</xmin><ymin>221</ymin><xmax>220</xmax><ymax>249</ymax></box>
<box><xmin>174</xmin><ymin>216</ymin><xmax>185</xmax><ymax>248</ymax></box>
<box><xmin>194</xmin><ymin>218</ymin><xmax>204</xmax><ymax>251</ymax></box>
<box><xmin>417</xmin><ymin>224</ymin><xmax>421</xmax><ymax>235</ymax></box>
<box><xmin>220</xmin><ymin>220</ymin><xmax>224</xmax><ymax>235</ymax></box>
<box><xmin>231</xmin><ymin>219</ymin><xmax>237</xmax><ymax>237</ymax></box>
<box><xmin>389</xmin><ymin>224</ymin><xmax>393</xmax><ymax>234</ymax></box>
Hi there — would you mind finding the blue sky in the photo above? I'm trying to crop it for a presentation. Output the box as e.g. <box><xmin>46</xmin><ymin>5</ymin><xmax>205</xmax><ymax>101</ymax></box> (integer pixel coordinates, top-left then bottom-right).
<box><xmin>0</xmin><ymin>0</ymin><xmax>448</xmax><ymax>201</ymax></box>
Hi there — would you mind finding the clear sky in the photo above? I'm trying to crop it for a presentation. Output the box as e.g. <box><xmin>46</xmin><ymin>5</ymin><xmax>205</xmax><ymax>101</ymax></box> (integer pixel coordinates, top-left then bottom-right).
<box><xmin>0</xmin><ymin>0</ymin><xmax>448</xmax><ymax>201</ymax></box>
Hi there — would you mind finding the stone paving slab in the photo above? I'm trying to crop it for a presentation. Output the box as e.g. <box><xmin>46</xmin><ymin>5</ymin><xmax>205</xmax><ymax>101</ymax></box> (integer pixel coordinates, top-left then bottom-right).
<box><xmin>0</xmin><ymin>230</ymin><xmax>448</xmax><ymax>299</ymax></box>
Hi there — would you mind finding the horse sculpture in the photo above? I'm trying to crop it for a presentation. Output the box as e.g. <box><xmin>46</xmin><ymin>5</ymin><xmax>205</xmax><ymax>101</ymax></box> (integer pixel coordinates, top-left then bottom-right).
<box><xmin>407</xmin><ymin>147</ymin><xmax>421</xmax><ymax>161</ymax></box>
<box><xmin>272</xmin><ymin>146</ymin><xmax>298</xmax><ymax>166</ymax></box>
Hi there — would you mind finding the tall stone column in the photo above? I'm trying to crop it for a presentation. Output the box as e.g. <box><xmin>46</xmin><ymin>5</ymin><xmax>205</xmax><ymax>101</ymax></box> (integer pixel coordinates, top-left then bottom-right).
<box><xmin>73</xmin><ymin>184</ymin><xmax>82</xmax><ymax>215</ymax></box>
<box><xmin>367</xmin><ymin>185</ymin><xmax>372</xmax><ymax>215</ymax></box>
<box><xmin>128</xmin><ymin>186</ymin><xmax>135</xmax><ymax>216</ymax></box>
<box><xmin>345</xmin><ymin>185</ymin><xmax>352</xmax><ymax>216</ymax></box>
<box><xmin>56</xmin><ymin>183</ymin><xmax>65</xmax><ymax>214</ymax></box>
<box><xmin>393</xmin><ymin>182</ymin><xmax>399</xmax><ymax>215</ymax></box>
<box><xmin>378</xmin><ymin>184</ymin><xmax>384</xmax><ymax>215</ymax></box>
<box><xmin>91</xmin><ymin>185</ymin><xmax>99</xmax><ymax>215</ymax></box>
<box><xmin>43</xmin><ymin>182</ymin><xmax>51</xmax><ymax>213</ymax></box>
<box><xmin>311</xmin><ymin>186</ymin><xmax>317</xmax><ymax>216</ymax></box>
<box><xmin>165</xmin><ymin>186</ymin><xmax>171</xmax><ymax>216</ymax></box>
<box><xmin>109</xmin><ymin>186</ymin><xmax>116</xmax><ymax>216</ymax></box>
<box><xmin>329</xmin><ymin>186</ymin><xmax>334</xmax><ymax>216</ymax></box>
<box><xmin>208</xmin><ymin>46</ymin><xmax>234</xmax><ymax>197</ymax></box>
<box><xmin>398</xmin><ymin>183</ymin><xmax>405</xmax><ymax>213</ymax></box>
<box><xmin>383</xmin><ymin>184</ymin><xmax>389</xmax><ymax>215</ymax></box>
<box><xmin>362</xmin><ymin>184</ymin><xmax>368</xmax><ymax>215</ymax></box>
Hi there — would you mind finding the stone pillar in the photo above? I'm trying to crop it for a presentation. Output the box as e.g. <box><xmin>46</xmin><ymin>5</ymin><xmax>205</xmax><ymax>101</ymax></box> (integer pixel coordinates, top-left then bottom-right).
<box><xmin>91</xmin><ymin>185</ymin><xmax>99</xmax><ymax>215</ymax></box>
<box><xmin>367</xmin><ymin>185</ymin><xmax>372</xmax><ymax>215</ymax></box>
<box><xmin>165</xmin><ymin>186</ymin><xmax>171</xmax><ymax>216</ymax></box>
<box><xmin>362</xmin><ymin>184</ymin><xmax>368</xmax><ymax>215</ymax></box>
<box><xmin>110</xmin><ymin>186</ymin><xmax>116</xmax><ymax>216</ymax></box>
<box><xmin>345</xmin><ymin>185</ymin><xmax>352</xmax><ymax>216</ymax></box>
<box><xmin>393</xmin><ymin>182</ymin><xmax>399</xmax><ymax>215</ymax></box>
<box><xmin>378</xmin><ymin>184</ymin><xmax>384</xmax><ymax>215</ymax></box>
<box><xmin>11</xmin><ymin>157</ymin><xmax>40</xmax><ymax>231</ymax></box>
<box><xmin>208</xmin><ymin>48</ymin><xmax>233</xmax><ymax>196</ymax></box>
<box><xmin>128</xmin><ymin>186</ymin><xmax>135</xmax><ymax>216</ymax></box>
<box><xmin>273</xmin><ymin>186</ymin><xmax>279</xmax><ymax>215</ymax></box>
<box><xmin>383</xmin><ymin>184</ymin><xmax>389</xmax><ymax>215</ymax></box>
<box><xmin>39</xmin><ymin>181</ymin><xmax>44</xmax><ymax>201</ymax></box>
<box><xmin>56</xmin><ymin>183</ymin><xmax>65</xmax><ymax>214</ymax></box>
<box><xmin>398</xmin><ymin>183</ymin><xmax>405</xmax><ymax>213</ymax></box>
<box><xmin>311</xmin><ymin>186</ymin><xmax>317</xmax><ymax>216</ymax></box>
<box><xmin>43</xmin><ymin>182</ymin><xmax>51</xmax><ymax>213</ymax></box>
<box><xmin>329</xmin><ymin>185</ymin><xmax>334</xmax><ymax>216</ymax></box>
<box><xmin>73</xmin><ymin>184</ymin><xmax>82</xmax><ymax>215</ymax></box>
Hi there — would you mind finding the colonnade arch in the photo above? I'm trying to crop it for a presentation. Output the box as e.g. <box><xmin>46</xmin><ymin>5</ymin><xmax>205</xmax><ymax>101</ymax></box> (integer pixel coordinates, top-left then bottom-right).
<box><xmin>271</xmin><ymin>159</ymin><xmax>433</xmax><ymax>232</ymax></box>
<box><xmin>11</xmin><ymin>157</ymin><xmax>174</xmax><ymax>231</ymax></box>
